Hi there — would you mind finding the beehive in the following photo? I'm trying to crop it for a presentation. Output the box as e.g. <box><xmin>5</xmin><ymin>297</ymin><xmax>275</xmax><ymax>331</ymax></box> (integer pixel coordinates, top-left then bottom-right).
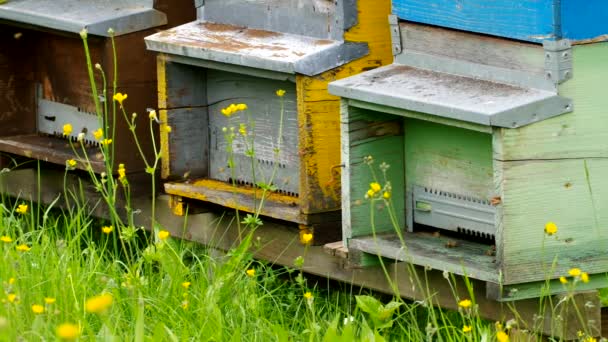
<box><xmin>145</xmin><ymin>0</ymin><xmax>392</xmax><ymax>237</ymax></box>
<box><xmin>329</xmin><ymin>1</ymin><xmax>608</xmax><ymax>299</ymax></box>
<box><xmin>0</xmin><ymin>0</ymin><xmax>194</xmax><ymax>173</ymax></box>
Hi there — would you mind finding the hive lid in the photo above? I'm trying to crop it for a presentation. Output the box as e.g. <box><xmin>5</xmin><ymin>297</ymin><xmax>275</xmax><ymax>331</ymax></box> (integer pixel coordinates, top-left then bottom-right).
<box><xmin>329</xmin><ymin>64</ymin><xmax>572</xmax><ymax>128</ymax></box>
<box><xmin>144</xmin><ymin>21</ymin><xmax>368</xmax><ymax>76</ymax></box>
<box><xmin>0</xmin><ymin>0</ymin><xmax>167</xmax><ymax>37</ymax></box>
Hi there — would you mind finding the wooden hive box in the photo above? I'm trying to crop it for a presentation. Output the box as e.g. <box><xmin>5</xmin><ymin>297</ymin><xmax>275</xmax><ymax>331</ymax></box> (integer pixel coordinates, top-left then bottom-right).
<box><xmin>145</xmin><ymin>0</ymin><xmax>393</xmax><ymax>240</ymax></box>
<box><xmin>329</xmin><ymin>1</ymin><xmax>608</xmax><ymax>300</ymax></box>
<box><xmin>0</xmin><ymin>0</ymin><xmax>194</xmax><ymax>173</ymax></box>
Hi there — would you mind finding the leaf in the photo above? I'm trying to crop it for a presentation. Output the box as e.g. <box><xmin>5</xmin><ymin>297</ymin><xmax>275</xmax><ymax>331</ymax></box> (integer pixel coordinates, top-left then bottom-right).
<box><xmin>322</xmin><ymin>316</ymin><xmax>341</xmax><ymax>342</ymax></box>
<box><xmin>355</xmin><ymin>295</ymin><xmax>382</xmax><ymax>315</ymax></box>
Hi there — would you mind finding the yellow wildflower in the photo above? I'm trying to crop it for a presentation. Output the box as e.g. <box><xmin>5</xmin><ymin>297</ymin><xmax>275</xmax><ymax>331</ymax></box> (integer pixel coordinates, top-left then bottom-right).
<box><xmin>31</xmin><ymin>304</ymin><xmax>44</xmax><ymax>314</ymax></box>
<box><xmin>496</xmin><ymin>331</ymin><xmax>509</xmax><ymax>342</ymax></box>
<box><xmin>303</xmin><ymin>292</ymin><xmax>313</xmax><ymax>300</ymax></box>
<box><xmin>45</xmin><ymin>297</ymin><xmax>56</xmax><ymax>305</ymax></box>
<box><xmin>220</xmin><ymin>103</ymin><xmax>248</xmax><ymax>117</ymax></box>
<box><xmin>568</xmin><ymin>268</ymin><xmax>582</xmax><ymax>277</ymax></box>
<box><xmin>8</xmin><ymin>278</ymin><xmax>15</xmax><ymax>284</ymax></box>
<box><xmin>239</xmin><ymin>123</ymin><xmax>247</xmax><ymax>136</ymax></box>
<box><xmin>62</xmin><ymin>123</ymin><xmax>73</xmax><ymax>136</ymax></box>
<box><xmin>236</xmin><ymin>103</ymin><xmax>248</xmax><ymax>111</ymax></box>
<box><xmin>584</xmin><ymin>337</ymin><xmax>597</xmax><ymax>342</ymax></box>
<box><xmin>370</xmin><ymin>182</ymin><xmax>382</xmax><ymax>194</ymax></box>
<box><xmin>7</xmin><ymin>293</ymin><xmax>17</xmax><ymax>303</ymax></box>
<box><xmin>383</xmin><ymin>191</ymin><xmax>391</xmax><ymax>199</ymax></box>
<box><xmin>100</xmin><ymin>138</ymin><xmax>112</xmax><ymax>146</ymax></box>
<box><xmin>149</xmin><ymin>110</ymin><xmax>158</xmax><ymax>121</ymax></box>
<box><xmin>366</xmin><ymin>189</ymin><xmax>375</xmax><ymax>198</ymax></box>
<box><xmin>559</xmin><ymin>276</ymin><xmax>568</xmax><ymax>284</ymax></box>
<box><xmin>85</xmin><ymin>293</ymin><xmax>113</xmax><ymax>313</ymax></box>
<box><xmin>301</xmin><ymin>233</ymin><xmax>313</xmax><ymax>244</ymax></box>
<box><xmin>93</xmin><ymin>128</ymin><xmax>103</xmax><ymax>140</ymax></box>
<box><xmin>246</xmin><ymin>269</ymin><xmax>255</xmax><ymax>277</ymax></box>
<box><xmin>56</xmin><ymin>323</ymin><xmax>81</xmax><ymax>341</ymax></box>
<box><xmin>181</xmin><ymin>281</ymin><xmax>191</xmax><ymax>289</ymax></box>
<box><xmin>16</xmin><ymin>244</ymin><xmax>30</xmax><ymax>252</ymax></box>
<box><xmin>101</xmin><ymin>226</ymin><xmax>113</xmax><ymax>234</ymax></box>
<box><xmin>458</xmin><ymin>299</ymin><xmax>472</xmax><ymax>309</ymax></box>
<box><xmin>66</xmin><ymin>159</ymin><xmax>77</xmax><ymax>168</ymax></box>
<box><xmin>462</xmin><ymin>325</ymin><xmax>472</xmax><ymax>333</ymax></box>
<box><xmin>16</xmin><ymin>204</ymin><xmax>28</xmax><ymax>214</ymax></box>
<box><xmin>544</xmin><ymin>222</ymin><xmax>557</xmax><ymax>236</ymax></box>
<box><xmin>113</xmin><ymin>93</ymin><xmax>127</xmax><ymax>106</ymax></box>
<box><xmin>0</xmin><ymin>236</ymin><xmax>12</xmax><ymax>243</ymax></box>
<box><xmin>158</xmin><ymin>230</ymin><xmax>170</xmax><ymax>240</ymax></box>
<box><xmin>581</xmin><ymin>272</ymin><xmax>589</xmax><ymax>283</ymax></box>
<box><xmin>118</xmin><ymin>163</ymin><xmax>126</xmax><ymax>180</ymax></box>
<box><xmin>276</xmin><ymin>89</ymin><xmax>286</xmax><ymax>97</ymax></box>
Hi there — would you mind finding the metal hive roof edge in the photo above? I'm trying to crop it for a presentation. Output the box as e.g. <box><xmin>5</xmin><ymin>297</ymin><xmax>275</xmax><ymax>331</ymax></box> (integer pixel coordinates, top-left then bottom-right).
<box><xmin>0</xmin><ymin>0</ymin><xmax>167</xmax><ymax>37</ymax></box>
<box><xmin>144</xmin><ymin>21</ymin><xmax>369</xmax><ymax>76</ymax></box>
<box><xmin>329</xmin><ymin>64</ymin><xmax>573</xmax><ymax>128</ymax></box>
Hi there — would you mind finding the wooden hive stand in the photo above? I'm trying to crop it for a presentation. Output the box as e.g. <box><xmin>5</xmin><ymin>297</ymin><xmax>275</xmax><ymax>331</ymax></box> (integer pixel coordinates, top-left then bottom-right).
<box><xmin>0</xmin><ymin>0</ymin><xmax>194</xmax><ymax>174</ymax></box>
<box><xmin>329</xmin><ymin>0</ymin><xmax>608</xmax><ymax>302</ymax></box>
<box><xmin>146</xmin><ymin>0</ymin><xmax>393</xmax><ymax>244</ymax></box>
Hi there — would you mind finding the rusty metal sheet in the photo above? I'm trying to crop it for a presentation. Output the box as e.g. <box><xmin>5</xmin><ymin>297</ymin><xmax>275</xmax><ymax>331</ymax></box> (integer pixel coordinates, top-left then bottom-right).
<box><xmin>329</xmin><ymin>64</ymin><xmax>573</xmax><ymax>128</ymax></box>
<box><xmin>0</xmin><ymin>0</ymin><xmax>167</xmax><ymax>36</ymax></box>
<box><xmin>144</xmin><ymin>21</ymin><xmax>368</xmax><ymax>76</ymax></box>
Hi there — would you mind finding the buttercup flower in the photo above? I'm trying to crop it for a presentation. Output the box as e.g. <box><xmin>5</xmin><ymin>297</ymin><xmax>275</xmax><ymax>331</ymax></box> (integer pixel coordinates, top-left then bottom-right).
<box><xmin>568</xmin><ymin>268</ymin><xmax>582</xmax><ymax>277</ymax></box>
<box><xmin>16</xmin><ymin>244</ymin><xmax>30</xmax><ymax>252</ymax></box>
<box><xmin>113</xmin><ymin>93</ymin><xmax>127</xmax><ymax>106</ymax></box>
<box><xmin>102</xmin><ymin>226</ymin><xmax>113</xmax><ymax>234</ymax></box>
<box><xmin>118</xmin><ymin>164</ymin><xmax>126</xmax><ymax>180</ymax></box>
<box><xmin>496</xmin><ymin>331</ymin><xmax>509</xmax><ymax>342</ymax></box>
<box><xmin>544</xmin><ymin>222</ymin><xmax>558</xmax><ymax>236</ymax></box>
<box><xmin>63</xmin><ymin>124</ymin><xmax>73</xmax><ymax>136</ymax></box>
<box><xmin>246</xmin><ymin>269</ymin><xmax>255</xmax><ymax>277</ymax></box>
<box><xmin>559</xmin><ymin>276</ymin><xmax>568</xmax><ymax>284</ymax></box>
<box><xmin>31</xmin><ymin>304</ymin><xmax>44</xmax><ymax>314</ymax></box>
<box><xmin>181</xmin><ymin>281</ymin><xmax>191</xmax><ymax>289</ymax></box>
<box><xmin>462</xmin><ymin>325</ymin><xmax>472</xmax><ymax>333</ymax></box>
<box><xmin>220</xmin><ymin>103</ymin><xmax>248</xmax><ymax>117</ymax></box>
<box><xmin>100</xmin><ymin>138</ymin><xmax>112</xmax><ymax>146</ymax></box>
<box><xmin>93</xmin><ymin>128</ymin><xmax>103</xmax><ymax>140</ymax></box>
<box><xmin>276</xmin><ymin>89</ymin><xmax>286</xmax><ymax>97</ymax></box>
<box><xmin>236</xmin><ymin>103</ymin><xmax>247</xmax><ymax>111</ymax></box>
<box><xmin>370</xmin><ymin>182</ymin><xmax>382</xmax><ymax>193</ymax></box>
<box><xmin>45</xmin><ymin>297</ymin><xmax>56</xmax><ymax>305</ymax></box>
<box><xmin>303</xmin><ymin>292</ymin><xmax>313</xmax><ymax>300</ymax></box>
<box><xmin>7</xmin><ymin>293</ymin><xmax>17</xmax><ymax>303</ymax></box>
<box><xmin>16</xmin><ymin>204</ymin><xmax>28</xmax><ymax>214</ymax></box>
<box><xmin>581</xmin><ymin>272</ymin><xmax>589</xmax><ymax>283</ymax></box>
<box><xmin>458</xmin><ymin>299</ymin><xmax>472</xmax><ymax>309</ymax></box>
<box><xmin>158</xmin><ymin>230</ymin><xmax>170</xmax><ymax>240</ymax></box>
<box><xmin>56</xmin><ymin>323</ymin><xmax>81</xmax><ymax>340</ymax></box>
<box><xmin>383</xmin><ymin>191</ymin><xmax>391</xmax><ymax>199</ymax></box>
<box><xmin>85</xmin><ymin>293</ymin><xmax>113</xmax><ymax>313</ymax></box>
<box><xmin>66</xmin><ymin>159</ymin><xmax>77</xmax><ymax>168</ymax></box>
<box><xmin>301</xmin><ymin>233</ymin><xmax>313</xmax><ymax>244</ymax></box>
<box><xmin>0</xmin><ymin>236</ymin><xmax>12</xmax><ymax>243</ymax></box>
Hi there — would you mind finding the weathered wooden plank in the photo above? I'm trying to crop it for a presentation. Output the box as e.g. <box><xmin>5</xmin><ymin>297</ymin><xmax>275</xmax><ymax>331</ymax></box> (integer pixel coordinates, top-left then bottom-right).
<box><xmin>392</xmin><ymin>0</ymin><xmax>557</xmax><ymax>42</ymax></box>
<box><xmin>405</xmin><ymin>119</ymin><xmax>494</xmax><ymax>200</ymax></box>
<box><xmin>496</xmin><ymin>43</ymin><xmax>608</xmax><ymax>160</ymax></box>
<box><xmin>207</xmin><ymin>70</ymin><xmax>300</xmax><ymax>195</ymax></box>
<box><xmin>498</xmin><ymin>158</ymin><xmax>608</xmax><ymax>285</ymax></box>
<box><xmin>350</xmin><ymin>232</ymin><xmax>499</xmax><ymax>283</ymax></box>
<box><xmin>296</xmin><ymin>0</ymin><xmax>393</xmax><ymax>215</ymax></box>
<box><xmin>343</xmin><ymin>106</ymin><xmax>405</xmax><ymax>239</ymax></box>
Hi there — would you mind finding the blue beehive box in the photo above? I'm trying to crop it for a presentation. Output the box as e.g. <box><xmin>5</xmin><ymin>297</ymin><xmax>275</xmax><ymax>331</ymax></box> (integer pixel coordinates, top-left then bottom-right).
<box><xmin>392</xmin><ymin>0</ymin><xmax>608</xmax><ymax>43</ymax></box>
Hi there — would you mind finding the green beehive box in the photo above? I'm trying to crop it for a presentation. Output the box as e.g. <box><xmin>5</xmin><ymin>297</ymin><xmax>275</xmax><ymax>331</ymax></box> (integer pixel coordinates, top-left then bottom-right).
<box><xmin>329</xmin><ymin>19</ymin><xmax>608</xmax><ymax>301</ymax></box>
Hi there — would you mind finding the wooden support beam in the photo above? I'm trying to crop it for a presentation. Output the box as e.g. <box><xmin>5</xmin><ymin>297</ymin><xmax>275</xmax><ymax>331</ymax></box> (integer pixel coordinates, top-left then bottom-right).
<box><xmin>0</xmin><ymin>168</ymin><xmax>602</xmax><ymax>340</ymax></box>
